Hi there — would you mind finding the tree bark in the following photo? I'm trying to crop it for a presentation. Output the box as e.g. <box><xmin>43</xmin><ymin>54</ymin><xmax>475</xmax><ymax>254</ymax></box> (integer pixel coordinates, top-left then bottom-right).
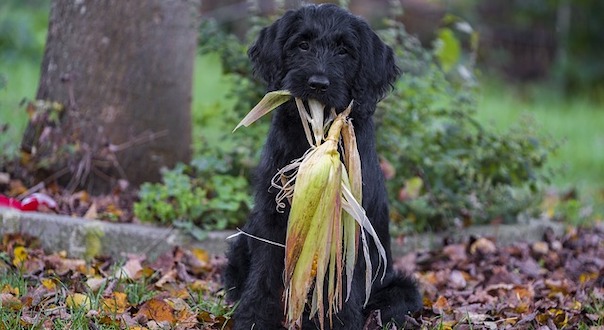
<box><xmin>23</xmin><ymin>0</ymin><xmax>199</xmax><ymax>192</ymax></box>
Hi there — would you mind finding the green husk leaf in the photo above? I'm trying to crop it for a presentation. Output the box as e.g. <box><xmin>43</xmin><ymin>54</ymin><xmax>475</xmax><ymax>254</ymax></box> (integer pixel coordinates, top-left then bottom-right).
<box><xmin>342</xmin><ymin>118</ymin><xmax>362</xmax><ymax>201</ymax></box>
<box><xmin>284</xmin><ymin>145</ymin><xmax>334</xmax><ymax>280</ymax></box>
<box><xmin>285</xmin><ymin>141</ymin><xmax>341</xmax><ymax>328</ymax></box>
<box><xmin>341</xmin><ymin>113</ymin><xmax>362</xmax><ymax>300</ymax></box>
<box><xmin>341</xmin><ymin>183</ymin><xmax>388</xmax><ymax>305</ymax></box>
<box><xmin>238</xmin><ymin>94</ymin><xmax>389</xmax><ymax>329</ymax></box>
<box><xmin>233</xmin><ymin>90</ymin><xmax>292</xmax><ymax>131</ymax></box>
<box><xmin>341</xmin><ymin>170</ymin><xmax>359</xmax><ymax>301</ymax></box>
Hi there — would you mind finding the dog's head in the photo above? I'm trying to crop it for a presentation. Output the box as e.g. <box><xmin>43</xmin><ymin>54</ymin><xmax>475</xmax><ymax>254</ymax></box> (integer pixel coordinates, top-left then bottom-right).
<box><xmin>249</xmin><ymin>4</ymin><xmax>399</xmax><ymax>116</ymax></box>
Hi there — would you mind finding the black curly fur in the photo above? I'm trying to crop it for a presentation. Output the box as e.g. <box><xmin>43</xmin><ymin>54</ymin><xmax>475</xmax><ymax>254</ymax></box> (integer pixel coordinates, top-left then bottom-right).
<box><xmin>224</xmin><ymin>4</ymin><xmax>422</xmax><ymax>329</ymax></box>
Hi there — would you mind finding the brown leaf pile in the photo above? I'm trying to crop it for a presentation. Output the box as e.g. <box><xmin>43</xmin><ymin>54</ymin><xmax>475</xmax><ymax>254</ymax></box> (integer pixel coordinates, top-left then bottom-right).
<box><xmin>389</xmin><ymin>224</ymin><xmax>604</xmax><ymax>329</ymax></box>
<box><xmin>0</xmin><ymin>234</ymin><xmax>231</xmax><ymax>330</ymax></box>
<box><xmin>1</xmin><ymin>224</ymin><xmax>603</xmax><ymax>329</ymax></box>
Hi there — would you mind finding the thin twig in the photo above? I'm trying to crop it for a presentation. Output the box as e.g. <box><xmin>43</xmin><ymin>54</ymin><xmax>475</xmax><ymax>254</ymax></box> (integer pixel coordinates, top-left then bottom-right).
<box><xmin>226</xmin><ymin>228</ymin><xmax>285</xmax><ymax>248</ymax></box>
<box><xmin>108</xmin><ymin>130</ymin><xmax>169</xmax><ymax>153</ymax></box>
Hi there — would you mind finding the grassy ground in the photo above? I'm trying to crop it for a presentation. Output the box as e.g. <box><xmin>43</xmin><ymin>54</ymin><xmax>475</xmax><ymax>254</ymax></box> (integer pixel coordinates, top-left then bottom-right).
<box><xmin>0</xmin><ymin>60</ymin><xmax>39</xmax><ymax>157</ymax></box>
<box><xmin>476</xmin><ymin>79</ymin><xmax>604</xmax><ymax>195</ymax></box>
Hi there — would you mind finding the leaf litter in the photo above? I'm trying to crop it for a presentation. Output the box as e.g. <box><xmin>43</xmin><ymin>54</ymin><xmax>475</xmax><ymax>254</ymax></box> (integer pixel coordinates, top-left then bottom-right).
<box><xmin>399</xmin><ymin>224</ymin><xmax>604</xmax><ymax>329</ymax></box>
<box><xmin>0</xmin><ymin>234</ymin><xmax>232</xmax><ymax>329</ymax></box>
<box><xmin>1</xmin><ymin>224</ymin><xmax>602</xmax><ymax>329</ymax></box>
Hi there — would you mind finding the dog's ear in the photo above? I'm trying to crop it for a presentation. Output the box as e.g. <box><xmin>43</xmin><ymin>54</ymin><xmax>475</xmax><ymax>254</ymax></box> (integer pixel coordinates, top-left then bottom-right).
<box><xmin>353</xmin><ymin>23</ymin><xmax>400</xmax><ymax>111</ymax></box>
<box><xmin>248</xmin><ymin>10</ymin><xmax>299</xmax><ymax>88</ymax></box>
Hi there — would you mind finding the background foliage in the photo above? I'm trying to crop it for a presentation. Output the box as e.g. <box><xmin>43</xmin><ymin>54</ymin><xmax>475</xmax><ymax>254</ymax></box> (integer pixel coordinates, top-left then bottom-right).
<box><xmin>1</xmin><ymin>0</ymin><xmax>601</xmax><ymax>235</ymax></box>
<box><xmin>0</xmin><ymin>0</ymin><xmax>49</xmax><ymax>157</ymax></box>
<box><xmin>136</xmin><ymin>15</ymin><xmax>555</xmax><ymax>235</ymax></box>
<box><xmin>377</xmin><ymin>22</ymin><xmax>555</xmax><ymax>233</ymax></box>
<box><xmin>450</xmin><ymin>0</ymin><xmax>604</xmax><ymax>98</ymax></box>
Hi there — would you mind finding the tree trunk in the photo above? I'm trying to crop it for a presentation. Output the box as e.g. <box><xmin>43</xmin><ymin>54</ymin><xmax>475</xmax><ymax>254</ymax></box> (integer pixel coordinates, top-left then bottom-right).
<box><xmin>23</xmin><ymin>0</ymin><xmax>199</xmax><ymax>193</ymax></box>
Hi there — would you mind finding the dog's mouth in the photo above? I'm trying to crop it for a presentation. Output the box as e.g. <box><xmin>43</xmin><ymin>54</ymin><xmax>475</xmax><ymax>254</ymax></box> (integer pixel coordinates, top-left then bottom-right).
<box><xmin>297</xmin><ymin>97</ymin><xmax>351</xmax><ymax>117</ymax></box>
<box><xmin>296</xmin><ymin>97</ymin><xmax>355</xmax><ymax>127</ymax></box>
<box><xmin>297</xmin><ymin>99</ymin><xmax>347</xmax><ymax>126</ymax></box>
<box><xmin>300</xmin><ymin>99</ymin><xmax>331</xmax><ymax>117</ymax></box>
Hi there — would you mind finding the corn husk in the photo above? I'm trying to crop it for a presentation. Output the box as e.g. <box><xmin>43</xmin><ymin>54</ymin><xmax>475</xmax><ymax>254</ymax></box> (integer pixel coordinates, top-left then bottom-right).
<box><xmin>234</xmin><ymin>91</ymin><xmax>387</xmax><ymax>330</ymax></box>
<box><xmin>233</xmin><ymin>90</ymin><xmax>292</xmax><ymax>132</ymax></box>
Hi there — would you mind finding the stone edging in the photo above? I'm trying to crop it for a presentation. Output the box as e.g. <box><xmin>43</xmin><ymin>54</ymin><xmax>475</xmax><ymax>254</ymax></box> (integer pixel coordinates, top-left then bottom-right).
<box><xmin>0</xmin><ymin>207</ymin><xmax>565</xmax><ymax>260</ymax></box>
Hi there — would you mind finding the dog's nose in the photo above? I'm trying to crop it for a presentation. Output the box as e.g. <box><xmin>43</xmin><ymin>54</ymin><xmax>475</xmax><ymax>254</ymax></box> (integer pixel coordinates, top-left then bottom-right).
<box><xmin>307</xmin><ymin>75</ymin><xmax>330</xmax><ymax>92</ymax></box>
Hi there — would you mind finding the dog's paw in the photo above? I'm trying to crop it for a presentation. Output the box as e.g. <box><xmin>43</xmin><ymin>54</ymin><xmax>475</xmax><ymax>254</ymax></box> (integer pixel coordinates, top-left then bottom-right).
<box><xmin>364</xmin><ymin>273</ymin><xmax>422</xmax><ymax>326</ymax></box>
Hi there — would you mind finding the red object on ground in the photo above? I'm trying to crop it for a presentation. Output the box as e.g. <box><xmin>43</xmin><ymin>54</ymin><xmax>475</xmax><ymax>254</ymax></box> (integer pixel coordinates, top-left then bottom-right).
<box><xmin>0</xmin><ymin>193</ymin><xmax>57</xmax><ymax>211</ymax></box>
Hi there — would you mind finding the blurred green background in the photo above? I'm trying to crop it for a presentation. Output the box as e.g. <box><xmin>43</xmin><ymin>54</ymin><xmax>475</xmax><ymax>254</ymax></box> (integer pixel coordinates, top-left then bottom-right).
<box><xmin>1</xmin><ymin>0</ymin><xmax>602</xmax><ymax>229</ymax></box>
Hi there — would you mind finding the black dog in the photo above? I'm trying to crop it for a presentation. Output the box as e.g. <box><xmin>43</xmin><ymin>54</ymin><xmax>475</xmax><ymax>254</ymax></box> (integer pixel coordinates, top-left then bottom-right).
<box><xmin>225</xmin><ymin>4</ymin><xmax>422</xmax><ymax>329</ymax></box>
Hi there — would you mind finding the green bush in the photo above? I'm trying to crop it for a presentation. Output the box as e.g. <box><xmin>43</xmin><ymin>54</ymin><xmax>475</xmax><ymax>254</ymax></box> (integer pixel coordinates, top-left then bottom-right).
<box><xmin>377</xmin><ymin>22</ymin><xmax>555</xmax><ymax>233</ymax></box>
<box><xmin>195</xmin><ymin>19</ymin><xmax>268</xmax><ymax>167</ymax></box>
<box><xmin>0</xmin><ymin>0</ymin><xmax>49</xmax><ymax>63</ymax></box>
<box><xmin>141</xmin><ymin>13</ymin><xmax>554</xmax><ymax>235</ymax></box>
<box><xmin>133</xmin><ymin>163</ymin><xmax>252</xmax><ymax>239</ymax></box>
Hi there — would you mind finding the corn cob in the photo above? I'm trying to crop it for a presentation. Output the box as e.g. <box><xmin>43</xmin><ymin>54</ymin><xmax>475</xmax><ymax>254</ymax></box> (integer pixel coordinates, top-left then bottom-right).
<box><xmin>234</xmin><ymin>91</ymin><xmax>387</xmax><ymax>330</ymax></box>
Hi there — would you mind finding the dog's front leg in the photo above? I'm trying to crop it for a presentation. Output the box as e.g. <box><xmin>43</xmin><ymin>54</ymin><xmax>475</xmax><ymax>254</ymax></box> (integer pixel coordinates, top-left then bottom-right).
<box><xmin>232</xmin><ymin>215</ymin><xmax>287</xmax><ymax>330</ymax></box>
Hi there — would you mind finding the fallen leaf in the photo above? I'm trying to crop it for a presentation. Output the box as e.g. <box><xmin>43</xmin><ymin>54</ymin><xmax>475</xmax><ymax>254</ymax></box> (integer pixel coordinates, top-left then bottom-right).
<box><xmin>117</xmin><ymin>257</ymin><xmax>144</xmax><ymax>280</ymax></box>
<box><xmin>166</xmin><ymin>297</ymin><xmax>197</xmax><ymax>324</ymax></box>
<box><xmin>66</xmin><ymin>293</ymin><xmax>91</xmax><ymax>310</ymax></box>
<box><xmin>1</xmin><ymin>284</ymin><xmax>19</xmax><ymax>295</ymax></box>
<box><xmin>198</xmin><ymin>311</ymin><xmax>232</xmax><ymax>329</ymax></box>
<box><xmin>545</xmin><ymin>279</ymin><xmax>570</xmax><ymax>296</ymax></box>
<box><xmin>41</xmin><ymin>278</ymin><xmax>56</xmax><ymax>291</ymax></box>
<box><xmin>155</xmin><ymin>269</ymin><xmax>177</xmax><ymax>288</ymax></box>
<box><xmin>189</xmin><ymin>280</ymin><xmax>212</xmax><ymax>293</ymax></box>
<box><xmin>101</xmin><ymin>291</ymin><xmax>129</xmax><ymax>314</ymax></box>
<box><xmin>8</xmin><ymin>180</ymin><xmax>27</xmax><ymax>196</ymax></box>
<box><xmin>443</xmin><ymin>244</ymin><xmax>467</xmax><ymax>262</ymax></box>
<box><xmin>432</xmin><ymin>295</ymin><xmax>450</xmax><ymax>314</ymax></box>
<box><xmin>12</xmin><ymin>246</ymin><xmax>28</xmax><ymax>267</ymax></box>
<box><xmin>73</xmin><ymin>190</ymin><xmax>90</xmax><ymax>204</ymax></box>
<box><xmin>84</xmin><ymin>202</ymin><xmax>98</xmax><ymax>219</ymax></box>
<box><xmin>579</xmin><ymin>272</ymin><xmax>598</xmax><ymax>284</ymax></box>
<box><xmin>86</xmin><ymin>276</ymin><xmax>107</xmax><ymax>292</ymax></box>
<box><xmin>448</xmin><ymin>270</ymin><xmax>467</xmax><ymax>289</ymax></box>
<box><xmin>137</xmin><ymin>298</ymin><xmax>176</xmax><ymax>324</ymax></box>
<box><xmin>0</xmin><ymin>293</ymin><xmax>22</xmax><ymax>311</ymax></box>
<box><xmin>189</xmin><ymin>248</ymin><xmax>210</xmax><ymax>267</ymax></box>
<box><xmin>536</xmin><ymin>308</ymin><xmax>568</xmax><ymax>328</ymax></box>
<box><xmin>161</xmin><ymin>283</ymin><xmax>190</xmax><ymax>300</ymax></box>
<box><xmin>470</xmin><ymin>237</ymin><xmax>496</xmax><ymax>255</ymax></box>
<box><xmin>104</xmin><ymin>203</ymin><xmax>124</xmax><ymax>219</ymax></box>
<box><xmin>532</xmin><ymin>241</ymin><xmax>549</xmax><ymax>255</ymax></box>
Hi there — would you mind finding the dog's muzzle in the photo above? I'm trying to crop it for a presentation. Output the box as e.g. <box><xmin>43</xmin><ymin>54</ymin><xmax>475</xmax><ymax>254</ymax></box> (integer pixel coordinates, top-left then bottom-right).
<box><xmin>307</xmin><ymin>75</ymin><xmax>330</xmax><ymax>93</ymax></box>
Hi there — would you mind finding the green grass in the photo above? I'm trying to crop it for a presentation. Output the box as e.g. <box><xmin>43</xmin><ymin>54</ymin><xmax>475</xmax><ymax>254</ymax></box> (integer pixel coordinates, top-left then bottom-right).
<box><xmin>476</xmin><ymin>78</ymin><xmax>604</xmax><ymax>195</ymax></box>
<box><xmin>0</xmin><ymin>0</ymin><xmax>48</xmax><ymax>157</ymax></box>
<box><xmin>0</xmin><ymin>60</ymin><xmax>40</xmax><ymax>157</ymax></box>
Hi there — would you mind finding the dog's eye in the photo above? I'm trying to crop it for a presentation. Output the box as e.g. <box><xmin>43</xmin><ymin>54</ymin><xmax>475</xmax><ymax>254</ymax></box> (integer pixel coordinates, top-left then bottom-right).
<box><xmin>298</xmin><ymin>41</ymin><xmax>310</xmax><ymax>51</ymax></box>
<box><xmin>337</xmin><ymin>47</ymin><xmax>349</xmax><ymax>56</ymax></box>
